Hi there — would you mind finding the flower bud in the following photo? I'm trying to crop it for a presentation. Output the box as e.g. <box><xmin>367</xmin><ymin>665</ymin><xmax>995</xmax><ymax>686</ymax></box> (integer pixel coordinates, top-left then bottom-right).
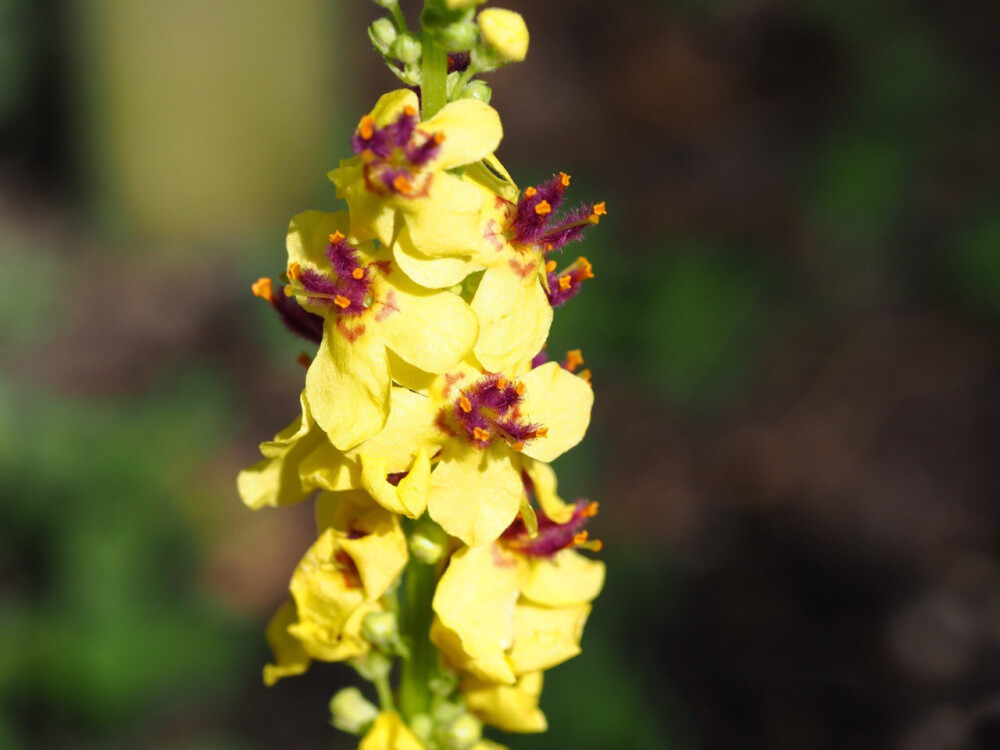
<box><xmin>369</xmin><ymin>18</ymin><xmax>398</xmax><ymax>55</ymax></box>
<box><xmin>438</xmin><ymin>19</ymin><xmax>479</xmax><ymax>51</ymax></box>
<box><xmin>329</xmin><ymin>687</ymin><xmax>379</xmax><ymax>735</ymax></box>
<box><xmin>409</xmin><ymin>712</ymin><xmax>434</xmax><ymax>742</ymax></box>
<box><xmin>351</xmin><ymin>649</ymin><xmax>393</xmax><ymax>681</ymax></box>
<box><xmin>438</xmin><ymin>714</ymin><xmax>483</xmax><ymax>750</ymax></box>
<box><xmin>362</xmin><ymin>610</ymin><xmax>400</xmax><ymax>650</ymax></box>
<box><xmin>409</xmin><ymin>522</ymin><xmax>448</xmax><ymax>564</ymax></box>
<box><xmin>458</xmin><ymin>80</ymin><xmax>492</xmax><ymax>103</ymax></box>
<box><xmin>477</xmin><ymin>8</ymin><xmax>529</xmax><ymax>62</ymax></box>
<box><xmin>443</xmin><ymin>0</ymin><xmax>486</xmax><ymax>9</ymax></box>
<box><xmin>392</xmin><ymin>34</ymin><xmax>422</xmax><ymax>65</ymax></box>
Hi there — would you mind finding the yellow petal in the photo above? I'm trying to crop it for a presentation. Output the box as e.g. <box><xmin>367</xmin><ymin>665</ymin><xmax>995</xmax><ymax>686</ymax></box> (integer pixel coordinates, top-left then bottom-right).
<box><xmin>394</xmin><ymin>227</ymin><xmax>483</xmax><ymax>288</ymax></box>
<box><xmin>289</xmin><ymin>601</ymin><xmax>375</xmax><ymax>663</ymax></box>
<box><xmin>422</xmin><ymin>98</ymin><xmax>502</xmax><ymax>170</ymax></box>
<box><xmin>339</xmin><ymin>506</ymin><xmax>409</xmax><ymax>600</ymax></box>
<box><xmin>387</xmin><ymin>348</ymin><xmax>438</xmax><ymax>393</ymax></box>
<box><xmin>463</xmin><ymin>672</ymin><xmax>547</xmax><ymax>733</ymax></box>
<box><xmin>518</xmin><ymin>362</ymin><xmax>593</xmax><ymax>463</ymax></box>
<box><xmin>306</xmin><ymin>318</ymin><xmax>391</xmax><ymax>450</ymax></box>
<box><xmin>427</xmin><ymin>443</ymin><xmax>523</xmax><ymax>547</ymax></box>
<box><xmin>286</xmin><ymin>210</ymin><xmax>351</xmax><ymax>270</ymax></box>
<box><xmin>464</xmin><ymin>156</ymin><xmax>519</xmax><ymax>203</ymax></box>
<box><xmin>300</xmin><ymin>439</ymin><xmax>360</xmax><ymax>492</ymax></box>
<box><xmin>519</xmin><ymin>458</ymin><xmax>574</xmax><ymax>523</ymax></box>
<box><xmin>431</xmin><ymin>544</ymin><xmax>523</xmax><ymax>684</ymax></box>
<box><xmin>370</xmin><ymin>90</ymin><xmax>420</xmax><ymax>126</ymax></box>
<box><xmin>522</xmin><ymin>551</ymin><xmax>605</xmax><ymax>608</ymax></box>
<box><xmin>378</xmin><ymin>269</ymin><xmax>479</xmax><ymax>374</ymax></box>
<box><xmin>472</xmin><ymin>263</ymin><xmax>551</xmax><ymax>373</ymax></box>
<box><xmin>238</xmin><ymin>393</ymin><xmax>325</xmax><ymax>510</ymax></box>
<box><xmin>403</xmin><ymin>173</ymin><xmax>486</xmax><ymax>258</ymax></box>
<box><xmin>328</xmin><ymin>158</ymin><xmax>398</xmax><ymax>247</ymax></box>
<box><xmin>314</xmin><ymin>489</ymin><xmax>376</xmax><ymax>533</ymax></box>
<box><xmin>263</xmin><ymin>599</ymin><xmax>311</xmax><ymax>686</ymax></box>
<box><xmin>359</xmin><ymin>711</ymin><xmax>425</xmax><ymax>750</ymax></box>
<box><xmin>345</xmin><ymin>386</ymin><xmax>441</xmax><ymax>473</ymax></box>
<box><xmin>508</xmin><ymin>602</ymin><xmax>591</xmax><ymax>675</ymax></box>
<box><xmin>472</xmin><ymin>743</ymin><xmax>508</xmax><ymax>750</ymax></box>
<box><xmin>359</xmin><ymin>449</ymin><xmax>429</xmax><ymax>519</ymax></box>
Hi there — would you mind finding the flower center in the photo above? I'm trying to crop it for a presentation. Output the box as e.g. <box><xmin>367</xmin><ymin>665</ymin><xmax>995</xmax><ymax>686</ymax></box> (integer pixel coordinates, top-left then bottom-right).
<box><xmin>442</xmin><ymin>373</ymin><xmax>547</xmax><ymax>451</ymax></box>
<box><xmin>283</xmin><ymin>232</ymin><xmax>375</xmax><ymax>317</ymax></box>
<box><xmin>352</xmin><ymin>105</ymin><xmax>445</xmax><ymax>197</ymax></box>
<box><xmin>502</xmin><ymin>497</ymin><xmax>601</xmax><ymax>557</ymax></box>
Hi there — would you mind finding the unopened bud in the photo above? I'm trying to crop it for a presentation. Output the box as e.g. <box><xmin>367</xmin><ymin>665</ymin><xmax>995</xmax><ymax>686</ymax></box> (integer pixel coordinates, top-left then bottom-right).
<box><xmin>477</xmin><ymin>8</ymin><xmax>529</xmax><ymax>63</ymax></box>
<box><xmin>329</xmin><ymin>687</ymin><xmax>379</xmax><ymax>735</ymax></box>
<box><xmin>439</xmin><ymin>19</ymin><xmax>478</xmax><ymax>51</ymax></box>
<box><xmin>371</xmin><ymin>0</ymin><xmax>398</xmax><ymax>8</ymax></box>
<box><xmin>369</xmin><ymin>18</ymin><xmax>398</xmax><ymax>54</ymax></box>
<box><xmin>443</xmin><ymin>0</ymin><xmax>486</xmax><ymax>8</ymax></box>
<box><xmin>409</xmin><ymin>712</ymin><xmax>434</xmax><ymax>742</ymax></box>
<box><xmin>409</xmin><ymin>522</ymin><xmax>448</xmax><ymax>564</ymax></box>
<box><xmin>392</xmin><ymin>34</ymin><xmax>422</xmax><ymax>65</ymax></box>
<box><xmin>458</xmin><ymin>80</ymin><xmax>492</xmax><ymax>103</ymax></box>
<box><xmin>438</xmin><ymin>714</ymin><xmax>483</xmax><ymax>750</ymax></box>
<box><xmin>351</xmin><ymin>649</ymin><xmax>393</xmax><ymax>681</ymax></box>
<box><xmin>362</xmin><ymin>610</ymin><xmax>400</xmax><ymax>650</ymax></box>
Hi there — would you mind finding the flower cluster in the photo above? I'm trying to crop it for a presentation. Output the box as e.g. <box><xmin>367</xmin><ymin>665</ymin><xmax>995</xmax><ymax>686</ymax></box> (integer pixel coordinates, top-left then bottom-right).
<box><xmin>239</xmin><ymin>2</ymin><xmax>605</xmax><ymax>748</ymax></box>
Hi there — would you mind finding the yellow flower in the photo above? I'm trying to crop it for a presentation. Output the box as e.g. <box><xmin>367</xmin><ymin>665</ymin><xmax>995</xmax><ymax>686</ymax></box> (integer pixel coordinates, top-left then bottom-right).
<box><xmin>462</xmin><ymin>672</ymin><xmax>547</xmax><ymax>733</ymax></box>
<box><xmin>237</xmin><ymin>390</ymin><xmax>325</xmax><ymax>510</ymax></box>
<box><xmin>395</xmin><ymin>164</ymin><xmax>602</xmax><ymax>373</ymax></box>
<box><xmin>263</xmin><ymin>491</ymin><xmax>408</xmax><ymax>683</ymax></box>
<box><xmin>359</xmin><ymin>712</ymin><xmax>424</xmax><ymax>750</ymax></box>
<box><xmin>478</xmin><ymin>9</ymin><xmax>529</xmax><ymax>63</ymax></box>
<box><xmin>430</xmin><ymin>500</ymin><xmax>605</xmax><ymax>685</ymax></box>
<box><xmin>329</xmin><ymin>89</ymin><xmax>502</xmax><ymax>262</ymax></box>
<box><xmin>284</xmin><ymin>210</ymin><xmax>478</xmax><ymax>450</ymax></box>
<box><xmin>426</xmin><ymin>360</ymin><xmax>593</xmax><ymax>546</ymax></box>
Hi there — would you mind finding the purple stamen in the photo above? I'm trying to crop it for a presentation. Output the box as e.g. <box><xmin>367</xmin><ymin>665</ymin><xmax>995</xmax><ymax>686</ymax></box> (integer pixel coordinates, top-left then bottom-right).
<box><xmin>270</xmin><ymin>286</ymin><xmax>324</xmax><ymax>343</ymax></box>
<box><xmin>502</xmin><ymin>500</ymin><xmax>599</xmax><ymax>558</ymax></box>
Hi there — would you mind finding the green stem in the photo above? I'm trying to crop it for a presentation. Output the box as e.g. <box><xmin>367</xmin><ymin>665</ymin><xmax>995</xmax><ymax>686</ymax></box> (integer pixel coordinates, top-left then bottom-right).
<box><xmin>375</xmin><ymin>673</ymin><xmax>395</xmax><ymax>713</ymax></box>
<box><xmin>399</xmin><ymin>555</ymin><xmax>438</xmax><ymax>719</ymax></box>
<box><xmin>420</xmin><ymin>33</ymin><xmax>448</xmax><ymax>119</ymax></box>
<box><xmin>389</xmin><ymin>1</ymin><xmax>408</xmax><ymax>33</ymax></box>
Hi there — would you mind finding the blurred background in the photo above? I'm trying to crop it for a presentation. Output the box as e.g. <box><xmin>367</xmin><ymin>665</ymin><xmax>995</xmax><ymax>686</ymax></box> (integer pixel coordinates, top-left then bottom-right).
<box><xmin>2</xmin><ymin>0</ymin><xmax>999</xmax><ymax>748</ymax></box>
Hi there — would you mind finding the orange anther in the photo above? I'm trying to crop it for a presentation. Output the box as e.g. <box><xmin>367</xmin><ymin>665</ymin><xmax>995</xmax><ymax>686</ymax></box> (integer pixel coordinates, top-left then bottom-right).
<box><xmin>432</xmin><ymin>132</ymin><xmax>446</xmax><ymax>144</ymax></box>
<box><xmin>459</xmin><ymin>396</ymin><xmax>472</xmax><ymax>413</ymax></box>
<box><xmin>545</xmin><ymin>260</ymin><xmax>557</xmax><ymax>273</ymax></box>
<box><xmin>578</xmin><ymin>257</ymin><xmax>594</xmax><ymax>279</ymax></box>
<box><xmin>524</xmin><ymin>186</ymin><xmax>537</xmax><ymax>198</ymax></box>
<box><xmin>497</xmin><ymin>377</ymin><xmax>507</xmax><ymax>389</ymax></box>
<box><xmin>544</xmin><ymin>242</ymin><xmax>554</xmax><ymax>251</ymax></box>
<box><xmin>559</xmin><ymin>275</ymin><xmax>572</xmax><ymax>291</ymax></box>
<box><xmin>358</xmin><ymin>115</ymin><xmax>375</xmax><ymax>140</ymax></box>
<box><xmin>559</xmin><ymin>172</ymin><xmax>571</xmax><ymax>187</ymax></box>
<box><xmin>296</xmin><ymin>352</ymin><xmax>312</xmax><ymax>368</ymax></box>
<box><xmin>352</xmin><ymin>267</ymin><xmax>365</xmax><ymax>280</ymax></box>
<box><xmin>535</xmin><ymin>200</ymin><xmax>552</xmax><ymax>216</ymax></box>
<box><xmin>515</xmin><ymin>382</ymin><xmax>526</xmax><ymax>395</ymax></box>
<box><xmin>287</xmin><ymin>262</ymin><xmax>302</xmax><ymax>281</ymax></box>
<box><xmin>403</xmin><ymin>105</ymin><xmax>417</xmax><ymax>117</ymax></box>
<box><xmin>573</xmin><ymin>531</ymin><xmax>590</xmax><ymax>546</ymax></box>
<box><xmin>581</xmin><ymin>501</ymin><xmax>599</xmax><ymax>518</ymax></box>
<box><xmin>589</xmin><ymin>201</ymin><xmax>607</xmax><ymax>224</ymax></box>
<box><xmin>473</xmin><ymin>427</ymin><xmax>491</xmax><ymax>442</ymax></box>
<box><xmin>283</xmin><ymin>285</ymin><xmax>294</xmax><ymax>297</ymax></box>
<box><xmin>510</xmin><ymin>441</ymin><xmax>525</xmax><ymax>452</ymax></box>
<box><xmin>329</xmin><ymin>231</ymin><xmax>346</xmax><ymax>243</ymax></box>
<box><xmin>393</xmin><ymin>174</ymin><xmax>412</xmax><ymax>194</ymax></box>
<box><xmin>251</xmin><ymin>277</ymin><xmax>273</xmax><ymax>303</ymax></box>
<box><xmin>579</xmin><ymin>368</ymin><xmax>592</xmax><ymax>384</ymax></box>
<box><xmin>535</xmin><ymin>427</ymin><xmax>548</xmax><ymax>438</ymax></box>
<box><xmin>565</xmin><ymin>349</ymin><xmax>584</xmax><ymax>372</ymax></box>
<box><xmin>334</xmin><ymin>295</ymin><xmax>351</xmax><ymax>309</ymax></box>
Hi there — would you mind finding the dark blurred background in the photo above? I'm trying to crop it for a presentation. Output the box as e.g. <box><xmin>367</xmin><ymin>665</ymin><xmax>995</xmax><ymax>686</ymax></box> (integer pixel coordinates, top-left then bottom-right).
<box><xmin>2</xmin><ymin>0</ymin><xmax>999</xmax><ymax>748</ymax></box>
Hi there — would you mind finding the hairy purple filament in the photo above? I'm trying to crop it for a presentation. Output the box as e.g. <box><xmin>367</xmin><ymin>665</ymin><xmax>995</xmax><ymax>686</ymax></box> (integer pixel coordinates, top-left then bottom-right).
<box><xmin>507</xmin><ymin>173</ymin><xmax>600</xmax><ymax>254</ymax></box>
<box><xmin>270</xmin><ymin>286</ymin><xmax>324</xmax><ymax>343</ymax></box>
<box><xmin>297</xmin><ymin>237</ymin><xmax>372</xmax><ymax>317</ymax></box>
<box><xmin>449</xmin><ymin>373</ymin><xmax>542</xmax><ymax>450</ymax></box>
<box><xmin>351</xmin><ymin>108</ymin><xmax>443</xmax><ymax>196</ymax></box>
<box><xmin>502</xmin><ymin>498</ymin><xmax>599</xmax><ymax>558</ymax></box>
